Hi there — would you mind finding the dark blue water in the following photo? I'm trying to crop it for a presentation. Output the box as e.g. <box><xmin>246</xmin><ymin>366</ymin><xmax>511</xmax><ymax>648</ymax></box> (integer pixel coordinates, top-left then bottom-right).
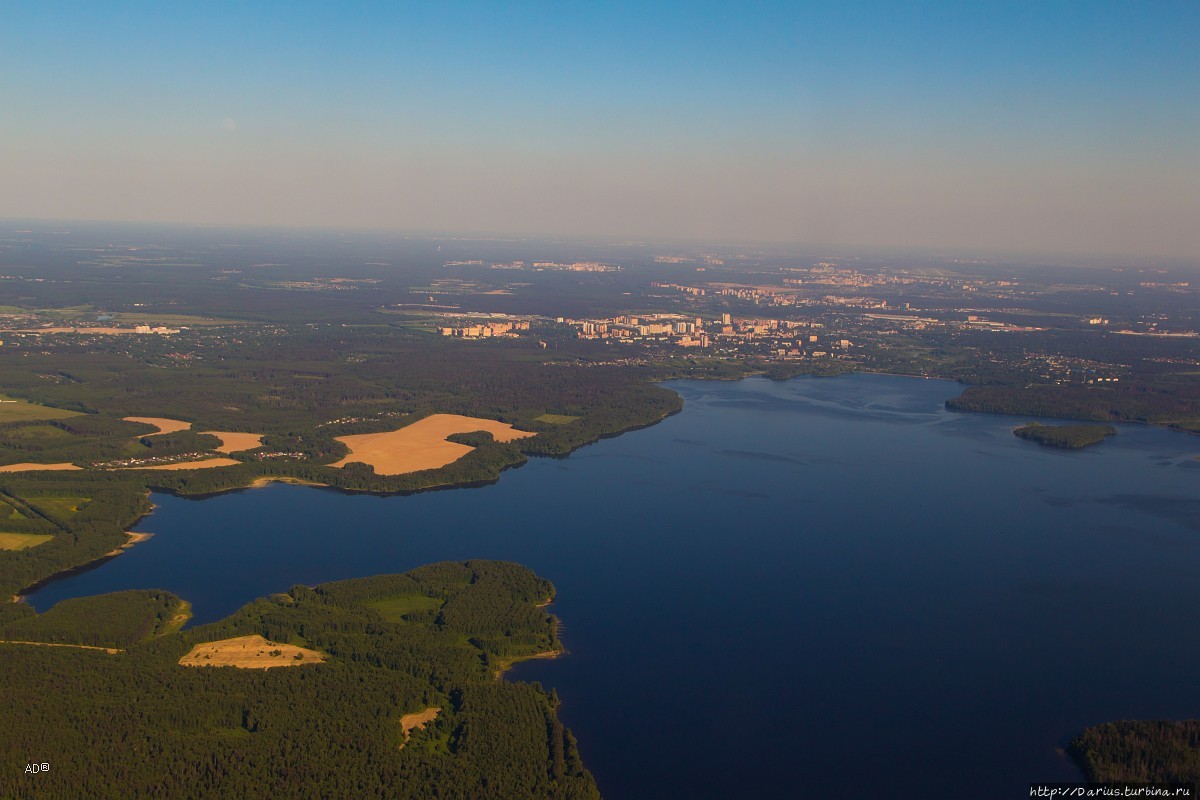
<box><xmin>28</xmin><ymin>375</ymin><xmax>1200</xmax><ymax>799</ymax></box>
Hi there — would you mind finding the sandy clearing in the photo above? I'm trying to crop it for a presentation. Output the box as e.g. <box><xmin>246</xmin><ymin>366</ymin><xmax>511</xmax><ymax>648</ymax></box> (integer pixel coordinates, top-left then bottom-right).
<box><xmin>102</xmin><ymin>531</ymin><xmax>153</xmax><ymax>558</ymax></box>
<box><xmin>201</xmin><ymin>431</ymin><xmax>265</xmax><ymax>453</ymax></box>
<box><xmin>178</xmin><ymin>634</ymin><xmax>326</xmax><ymax>669</ymax></box>
<box><xmin>123</xmin><ymin>416</ymin><xmax>192</xmax><ymax>436</ymax></box>
<box><xmin>331</xmin><ymin>413</ymin><xmax>534</xmax><ymax>476</ymax></box>
<box><xmin>248</xmin><ymin>476</ymin><xmax>325</xmax><ymax>489</ymax></box>
<box><xmin>121</xmin><ymin>458</ymin><xmax>241</xmax><ymax>471</ymax></box>
<box><xmin>398</xmin><ymin>707</ymin><xmax>442</xmax><ymax>749</ymax></box>
<box><xmin>0</xmin><ymin>462</ymin><xmax>81</xmax><ymax>472</ymax></box>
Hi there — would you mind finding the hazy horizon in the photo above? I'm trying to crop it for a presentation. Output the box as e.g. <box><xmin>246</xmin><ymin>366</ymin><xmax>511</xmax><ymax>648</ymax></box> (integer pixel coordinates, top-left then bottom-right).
<box><xmin>2</xmin><ymin>1</ymin><xmax>1197</xmax><ymax>260</ymax></box>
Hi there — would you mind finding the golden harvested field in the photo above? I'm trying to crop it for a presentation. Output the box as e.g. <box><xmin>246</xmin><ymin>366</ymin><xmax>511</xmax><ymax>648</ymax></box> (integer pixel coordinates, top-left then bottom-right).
<box><xmin>178</xmin><ymin>635</ymin><xmax>326</xmax><ymax>669</ymax></box>
<box><xmin>398</xmin><ymin>707</ymin><xmax>442</xmax><ymax>749</ymax></box>
<box><xmin>122</xmin><ymin>458</ymin><xmax>240</xmax><ymax>470</ymax></box>
<box><xmin>0</xmin><ymin>533</ymin><xmax>54</xmax><ymax>551</ymax></box>
<box><xmin>200</xmin><ymin>431</ymin><xmax>264</xmax><ymax>453</ymax></box>
<box><xmin>0</xmin><ymin>462</ymin><xmax>81</xmax><ymax>472</ymax></box>
<box><xmin>122</xmin><ymin>416</ymin><xmax>192</xmax><ymax>435</ymax></box>
<box><xmin>331</xmin><ymin>413</ymin><xmax>534</xmax><ymax>476</ymax></box>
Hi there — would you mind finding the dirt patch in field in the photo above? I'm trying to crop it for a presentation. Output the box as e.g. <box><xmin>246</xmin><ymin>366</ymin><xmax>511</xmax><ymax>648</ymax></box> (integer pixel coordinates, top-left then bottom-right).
<box><xmin>178</xmin><ymin>634</ymin><xmax>326</xmax><ymax>669</ymax></box>
<box><xmin>123</xmin><ymin>416</ymin><xmax>192</xmax><ymax>436</ymax></box>
<box><xmin>0</xmin><ymin>462</ymin><xmax>81</xmax><ymax>472</ymax></box>
<box><xmin>200</xmin><ymin>431</ymin><xmax>265</xmax><ymax>453</ymax></box>
<box><xmin>398</xmin><ymin>707</ymin><xmax>442</xmax><ymax>749</ymax></box>
<box><xmin>331</xmin><ymin>413</ymin><xmax>534</xmax><ymax>476</ymax></box>
<box><xmin>121</xmin><ymin>458</ymin><xmax>241</xmax><ymax>470</ymax></box>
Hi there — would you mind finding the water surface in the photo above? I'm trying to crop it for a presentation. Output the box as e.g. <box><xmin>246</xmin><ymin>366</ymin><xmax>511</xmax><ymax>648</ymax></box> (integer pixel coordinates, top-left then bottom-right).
<box><xmin>30</xmin><ymin>375</ymin><xmax>1200</xmax><ymax>799</ymax></box>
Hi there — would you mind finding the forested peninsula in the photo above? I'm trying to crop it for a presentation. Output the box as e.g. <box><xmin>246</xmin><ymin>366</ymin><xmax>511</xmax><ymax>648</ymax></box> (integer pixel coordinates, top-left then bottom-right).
<box><xmin>0</xmin><ymin>561</ymin><xmax>597</xmax><ymax>799</ymax></box>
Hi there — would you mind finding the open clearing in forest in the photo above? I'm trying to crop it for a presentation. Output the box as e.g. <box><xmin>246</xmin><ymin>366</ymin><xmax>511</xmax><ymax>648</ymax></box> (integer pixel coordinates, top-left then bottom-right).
<box><xmin>157</xmin><ymin>601</ymin><xmax>192</xmax><ymax>637</ymax></box>
<box><xmin>0</xmin><ymin>463</ymin><xmax>81</xmax><ymax>472</ymax></box>
<box><xmin>534</xmin><ymin>413</ymin><xmax>580</xmax><ymax>424</ymax></box>
<box><xmin>178</xmin><ymin>634</ymin><xmax>326</xmax><ymax>669</ymax></box>
<box><xmin>0</xmin><ymin>533</ymin><xmax>53</xmax><ymax>551</ymax></box>
<box><xmin>0</xmin><ymin>500</ymin><xmax>25</xmax><ymax>519</ymax></box>
<box><xmin>200</xmin><ymin>431</ymin><xmax>264</xmax><ymax>453</ymax></box>
<box><xmin>367</xmin><ymin>594</ymin><xmax>444</xmax><ymax>622</ymax></box>
<box><xmin>0</xmin><ymin>424</ymin><xmax>74</xmax><ymax>441</ymax></box>
<box><xmin>122</xmin><ymin>417</ymin><xmax>192</xmax><ymax>436</ymax></box>
<box><xmin>398</xmin><ymin>707</ymin><xmax>441</xmax><ymax>748</ymax></box>
<box><xmin>29</xmin><ymin>496</ymin><xmax>91</xmax><ymax>516</ymax></box>
<box><xmin>331</xmin><ymin>413</ymin><xmax>533</xmax><ymax>476</ymax></box>
<box><xmin>0</xmin><ymin>396</ymin><xmax>82</xmax><ymax>423</ymax></box>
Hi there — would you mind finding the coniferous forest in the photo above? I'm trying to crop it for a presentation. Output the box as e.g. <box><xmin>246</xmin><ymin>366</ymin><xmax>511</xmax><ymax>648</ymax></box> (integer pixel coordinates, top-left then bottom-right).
<box><xmin>0</xmin><ymin>561</ymin><xmax>598</xmax><ymax>799</ymax></box>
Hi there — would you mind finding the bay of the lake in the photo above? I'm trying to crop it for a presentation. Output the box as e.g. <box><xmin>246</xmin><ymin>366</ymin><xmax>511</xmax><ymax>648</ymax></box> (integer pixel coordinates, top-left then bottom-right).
<box><xmin>27</xmin><ymin>374</ymin><xmax>1200</xmax><ymax>799</ymax></box>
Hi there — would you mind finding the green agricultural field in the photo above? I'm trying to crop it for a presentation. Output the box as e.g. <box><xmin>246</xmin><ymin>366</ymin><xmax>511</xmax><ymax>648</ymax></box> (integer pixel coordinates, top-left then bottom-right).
<box><xmin>0</xmin><ymin>424</ymin><xmax>75</xmax><ymax>441</ymax></box>
<box><xmin>367</xmin><ymin>594</ymin><xmax>444</xmax><ymax>622</ymax></box>
<box><xmin>535</xmin><ymin>413</ymin><xmax>581</xmax><ymax>424</ymax></box>
<box><xmin>0</xmin><ymin>396</ymin><xmax>82</xmax><ymax>423</ymax></box>
<box><xmin>0</xmin><ymin>533</ymin><xmax>53</xmax><ymax>551</ymax></box>
<box><xmin>0</xmin><ymin>501</ymin><xmax>25</xmax><ymax>520</ymax></box>
<box><xmin>29</xmin><ymin>496</ymin><xmax>92</xmax><ymax>516</ymax></box>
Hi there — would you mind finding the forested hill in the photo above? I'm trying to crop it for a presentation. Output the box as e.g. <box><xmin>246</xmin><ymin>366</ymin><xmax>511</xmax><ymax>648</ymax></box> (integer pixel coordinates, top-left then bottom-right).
<box><xmin>0</xmin><ymin>560</ymin><xmax>600</xmax><ymax>800</ymax></box>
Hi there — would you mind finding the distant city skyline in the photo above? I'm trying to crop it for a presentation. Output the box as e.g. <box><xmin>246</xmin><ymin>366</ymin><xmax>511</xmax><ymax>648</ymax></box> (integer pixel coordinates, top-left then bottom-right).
<box><xmin>1</xmin><ymin>1</ymin><xmax>1197</xmax><ymax>259</ymax></box>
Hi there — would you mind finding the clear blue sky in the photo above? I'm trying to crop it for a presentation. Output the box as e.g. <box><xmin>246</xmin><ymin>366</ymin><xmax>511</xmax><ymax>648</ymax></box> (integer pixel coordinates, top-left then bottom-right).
<box><xmin>2</xmin><ymin>1</ymin><xmax>1197</xmax><ymax>257</ymax></box>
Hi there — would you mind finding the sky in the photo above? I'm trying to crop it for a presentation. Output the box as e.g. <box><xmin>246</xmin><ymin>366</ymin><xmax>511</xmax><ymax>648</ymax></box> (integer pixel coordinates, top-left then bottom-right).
<box><xmin>1</xmin><ymin>1</ymin><xmax>1197</xmax><ymax>259</ymax></box>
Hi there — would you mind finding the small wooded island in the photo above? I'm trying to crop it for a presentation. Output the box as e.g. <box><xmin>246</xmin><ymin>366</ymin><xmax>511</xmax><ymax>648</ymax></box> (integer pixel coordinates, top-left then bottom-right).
<box><xmin>1013</xmin><ymin>422</ymin><xmax>1117</xmax><ymax>449</ymax></box>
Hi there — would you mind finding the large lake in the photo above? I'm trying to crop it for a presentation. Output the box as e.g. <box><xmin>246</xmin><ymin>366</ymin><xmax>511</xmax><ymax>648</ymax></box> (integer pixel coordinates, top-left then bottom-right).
<box><xmin>28</xmin><ymin>375</ymin><xmax>1200</xmax><ymax>799</ymax></box>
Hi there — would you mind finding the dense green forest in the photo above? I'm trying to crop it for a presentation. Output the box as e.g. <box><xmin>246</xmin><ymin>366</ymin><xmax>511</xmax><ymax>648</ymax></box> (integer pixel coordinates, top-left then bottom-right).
<box><xmin>947</xmin><ymin>381</ymin><xmax>1200</xmax><ymax>432</ymax></box>
<box><xmin>0</xmin><ymin>588</ymin><xmax>185</xmax><ymax>647</ymax></box>
<box><xmin>1071</xmin><ymin>720</ymin><xmax>1200</xmax><ymax>786</ymax></box>
<box><xmin>0</xmin><ymin>472</ymin><xmax>151</xmax><ymax>597</ymax></box>
<box><xmin>1013</xmin><ymin>422</ymin><xmax>1117</xmax><ymax>448</ymax></box>
<box><xmin>0</xmin><ymin>561</ymin><xmax>599</xmax><ymax>799</ymax></box>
